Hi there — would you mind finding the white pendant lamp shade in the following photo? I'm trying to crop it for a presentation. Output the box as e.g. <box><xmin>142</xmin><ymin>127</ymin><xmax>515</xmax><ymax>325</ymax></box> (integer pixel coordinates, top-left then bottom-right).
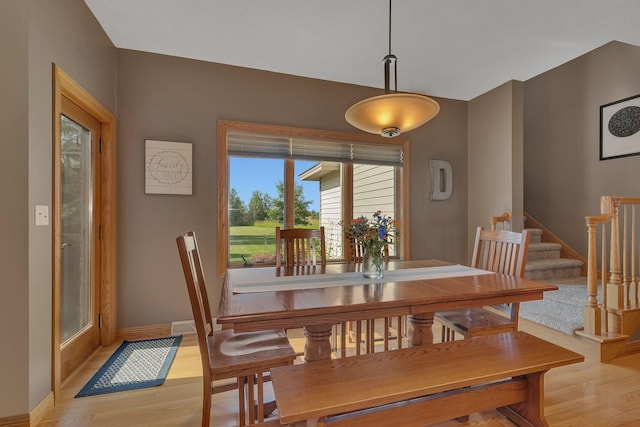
<box><xmin>345</xmin><ymin>92</ymin><xmax>440</xmax><ymax>137</ymax></box>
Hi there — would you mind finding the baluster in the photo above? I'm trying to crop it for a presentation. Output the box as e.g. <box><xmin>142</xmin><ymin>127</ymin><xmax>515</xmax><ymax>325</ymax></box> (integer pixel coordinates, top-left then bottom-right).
<box><xmin>602</xmin><ymin>222</ymin><xmax>608</xmax><ymax>334</ymax></box>
<box><xmin>607</xmin><ymin>198</ymin><xmax>624</xmax><ymax>318</ymax></box>
<box><xmin>632</xmin><ymin>204</ymin><xmax>638</xmax><ymax>306</ymax></box>
<box><xmin>584</xmin><ymin>217</ymin><xmax>603</xmax><ymax>335</ymax></box>
<box><xmin>623</xmin><ymin>204</ymin><xmax>629</xmax><ymax>308</ymax></box>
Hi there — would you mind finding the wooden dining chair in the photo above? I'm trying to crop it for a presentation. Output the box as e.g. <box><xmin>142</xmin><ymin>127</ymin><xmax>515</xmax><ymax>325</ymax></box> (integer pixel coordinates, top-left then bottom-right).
<box><xmin>275</xmin><ymin>227</ymin><xmax>326</xmax><ymax>268</ymax></box>
<box><xmin>435</xmin><ymin>226</ymin><xmax>531</xmax><ymax>342</ymax></box>
<box><xmin>176</xmin><ymin>231</ymin><xmax>296</xmax><ymax>427</ymax></box>
<box><xmin>336</xmin><ymin>235</ymin><xmax>404</xmax><ymax>357</ymax></box>
<box><xmin>344</xmin><ymin>235</ymin><xmax>390</xmax><ymax>263</ymax></box>
<box><xmin>274</xmin><ymin>227</ymin><xmax>327</xmax><ymax>357</ymax></box>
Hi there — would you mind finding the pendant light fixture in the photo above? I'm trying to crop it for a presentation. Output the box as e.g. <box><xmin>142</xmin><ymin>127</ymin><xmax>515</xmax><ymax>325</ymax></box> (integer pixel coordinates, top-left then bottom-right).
<box><xmin>345</xmin><ymin>0</ymin><xmax>440</xmax><ymax>138</ymax></box>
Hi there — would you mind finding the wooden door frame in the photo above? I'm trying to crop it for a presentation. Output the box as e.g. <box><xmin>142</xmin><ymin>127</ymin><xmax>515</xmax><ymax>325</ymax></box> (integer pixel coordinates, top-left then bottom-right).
<box><xmin>52</xmin><ymin>64</ymin><xmax>117</xmax><ymax>398</ymax></box>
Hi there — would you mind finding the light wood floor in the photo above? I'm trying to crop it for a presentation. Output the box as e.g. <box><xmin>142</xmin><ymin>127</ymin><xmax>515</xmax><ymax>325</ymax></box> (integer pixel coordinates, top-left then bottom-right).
<box><xmin>38</xmin><ymin>330</ymin><xmax>640</xmax><ymax>427</ymax></box>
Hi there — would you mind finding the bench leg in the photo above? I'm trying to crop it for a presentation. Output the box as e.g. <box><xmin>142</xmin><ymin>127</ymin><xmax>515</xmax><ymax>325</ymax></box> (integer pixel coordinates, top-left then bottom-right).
<box><xmin>408</xmin><ymin>313</ymin><xmax>434</xmax><ymax>346</ymax></box>
<box><xmin>497</xmin><ymin>372</ymin><xmax>549</xmax><ymax>427</ymax></box>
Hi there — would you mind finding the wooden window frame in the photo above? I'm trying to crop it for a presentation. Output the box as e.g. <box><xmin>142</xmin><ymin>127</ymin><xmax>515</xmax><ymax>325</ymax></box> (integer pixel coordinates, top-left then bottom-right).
<box><xmin>217</xmin><ymin>120</ymin><xmax>410</xmax><ymax>277</ymax></box>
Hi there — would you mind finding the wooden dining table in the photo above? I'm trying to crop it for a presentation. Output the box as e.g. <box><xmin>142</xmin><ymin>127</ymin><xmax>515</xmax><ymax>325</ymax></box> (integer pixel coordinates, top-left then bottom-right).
<box><xmin>217</xmin><ymin>260</ymin><xmax>558</xmax><ymax>362</ymax></box>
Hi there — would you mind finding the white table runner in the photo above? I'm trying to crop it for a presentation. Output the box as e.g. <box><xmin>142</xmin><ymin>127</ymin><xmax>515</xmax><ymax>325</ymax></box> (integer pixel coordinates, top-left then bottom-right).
<box><xmin>233</xmin><ymin>264</ymin><xmax>494</xmax><ymax>293</ymax></box>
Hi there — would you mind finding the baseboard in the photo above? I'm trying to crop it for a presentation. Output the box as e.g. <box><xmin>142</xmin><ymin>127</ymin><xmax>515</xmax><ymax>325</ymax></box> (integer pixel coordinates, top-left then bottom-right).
<box><xmin>616</xmin><ymin>339</ymin><xmax>640</xmax><ymax>358</ymax></box>
<box><xmin>0</xmin><ymin>414</ymin><xmax>29</xmax><ymax>427</ymax></box>
<box><xmin>30</xmin><ymin>392</ymin><xmax>54</xmax><ymax>427</ymax></box>
<box><xmin>116</xmin><ymin>324</ymin><xmax>172</xmax><ymax>341</ymax></box>
<box><xmin>0</xmin><ymin>391</ymin><xmax>55</xmax><ymax>427</ymax></box>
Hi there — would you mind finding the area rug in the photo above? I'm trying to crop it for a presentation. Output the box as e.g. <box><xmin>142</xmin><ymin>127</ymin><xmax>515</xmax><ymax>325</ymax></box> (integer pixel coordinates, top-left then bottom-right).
<box><xmin>76</xmin><ymin>335</ymin><xmax>182</xmax><ymax>397</ymax></box>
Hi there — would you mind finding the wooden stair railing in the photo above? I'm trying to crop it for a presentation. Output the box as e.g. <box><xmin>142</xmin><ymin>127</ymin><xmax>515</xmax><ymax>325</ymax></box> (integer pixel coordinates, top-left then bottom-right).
<box><xmin>601</xmin><ymin>196</ymin><xmax>640</xmax><ymax>313</ymax></box>
<box><xmin>583</xmin><ymin>196</ymin><xmax>640</xmax><ymax>339</ymax></box>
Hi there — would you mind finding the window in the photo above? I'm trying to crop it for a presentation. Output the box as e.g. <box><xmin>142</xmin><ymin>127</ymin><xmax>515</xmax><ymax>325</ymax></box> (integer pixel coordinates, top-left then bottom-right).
<box><xmin>217</xmin><ymin>120</ymin><xmax>410</xmax><ymax>276</ymax></box>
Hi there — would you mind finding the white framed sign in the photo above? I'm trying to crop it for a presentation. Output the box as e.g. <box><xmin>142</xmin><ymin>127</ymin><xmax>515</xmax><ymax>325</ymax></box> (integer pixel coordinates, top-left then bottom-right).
<box><xmin>145</xmin><ymin>140</ymin><xmax>192</xmax><ymax>195</ymax></box>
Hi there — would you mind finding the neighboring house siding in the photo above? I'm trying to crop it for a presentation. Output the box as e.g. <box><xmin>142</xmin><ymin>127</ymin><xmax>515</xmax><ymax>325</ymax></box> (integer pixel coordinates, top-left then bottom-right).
<box><xmin>353</xmin><ymin>164</ymin><xmax>395</xmax><ymax>219</ymax></box>
<box><xmin>353</xmin><ymin>164</ymin><xmax>396</xmax><ymax>256</ymax></box>
<box><xmin>308</xmin><ymin>163</ymin><xmax>397</xmax><ymax>259</ymax></box>
<box><xmin>319</xmin><ymin>170</ymin><xmax>342</xmax><ymax>258</ymax></box>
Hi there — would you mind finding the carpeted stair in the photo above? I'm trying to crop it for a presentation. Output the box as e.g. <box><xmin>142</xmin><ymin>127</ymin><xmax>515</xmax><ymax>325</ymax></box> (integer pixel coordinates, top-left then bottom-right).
<box><xmin>520</xmin><ymin>228</ymin><xmax>588</xmax><ymax>336</ymax></box>
<box><xmin>519</xmin><ymin>277</ymin><xmax>596</xmax><ymax>335</ymax></box>
<box><xmin>524</xmin><ymin>228</ymin><xmax>583</xmax><ymax>280</ymax></box>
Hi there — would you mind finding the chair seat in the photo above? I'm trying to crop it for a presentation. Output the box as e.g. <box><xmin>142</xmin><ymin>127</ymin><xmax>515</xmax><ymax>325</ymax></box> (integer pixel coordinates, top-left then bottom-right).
<box><xmin>436</xmin><ymin>307</ymin><xmax>516</xmax><ymax>337</ymax></box>
<box><xmin>210</xmin><ymin>329</ymin><xmax>297</xmax><ymax>380</ymax></box>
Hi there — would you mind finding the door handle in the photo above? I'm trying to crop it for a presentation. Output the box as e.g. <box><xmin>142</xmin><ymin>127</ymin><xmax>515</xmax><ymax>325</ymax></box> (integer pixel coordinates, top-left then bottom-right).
<box><xmin>61</xmin><ymin>242</ymin><xmax>72</xmax><ymax>250</ymax></box>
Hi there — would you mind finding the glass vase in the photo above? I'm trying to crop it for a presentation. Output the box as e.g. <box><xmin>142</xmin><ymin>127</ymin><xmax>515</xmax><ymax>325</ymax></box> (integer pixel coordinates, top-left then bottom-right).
<box><xmin>362</xmin><ymin>250</ymin><xmax>384</xmax><ymax>279</ymax></box>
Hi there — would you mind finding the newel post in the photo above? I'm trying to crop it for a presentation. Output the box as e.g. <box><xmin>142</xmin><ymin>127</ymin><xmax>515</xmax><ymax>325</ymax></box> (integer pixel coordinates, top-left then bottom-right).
<box><xmin>602</xmin><ymin>196</ymin><xmax>624</xmax><ymax>333</ymax></box>
<box><xmin>584</xmin><ymin>216</ymin><xmax>603</xmax><ymax>335</ymax></box>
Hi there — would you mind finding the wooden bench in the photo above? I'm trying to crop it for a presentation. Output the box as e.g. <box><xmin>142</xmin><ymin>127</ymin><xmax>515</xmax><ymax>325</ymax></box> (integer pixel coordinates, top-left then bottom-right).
<box><xmin>270</xmin><ymin>331</ymin><xmax>583</xmax><ymax>427</ymax></box>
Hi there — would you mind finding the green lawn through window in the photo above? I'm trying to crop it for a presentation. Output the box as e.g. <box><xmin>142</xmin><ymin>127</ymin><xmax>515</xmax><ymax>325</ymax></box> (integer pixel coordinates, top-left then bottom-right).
<box><xmin>229</xmin><ymin>219</ymin><xmax>319</xmax><ymax>265</ymax></box>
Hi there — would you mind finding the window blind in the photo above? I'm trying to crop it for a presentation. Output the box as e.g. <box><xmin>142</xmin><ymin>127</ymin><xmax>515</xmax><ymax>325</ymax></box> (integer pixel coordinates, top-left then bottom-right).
<box><xmin>227</xmin><ymin>131</ymin><xmax>403</xmax><ymax>166</ymax></box>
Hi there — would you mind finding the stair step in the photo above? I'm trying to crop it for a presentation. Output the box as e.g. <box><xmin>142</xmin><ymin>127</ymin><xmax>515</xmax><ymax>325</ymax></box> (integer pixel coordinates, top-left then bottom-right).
<box><xmin>527</xmin><ymin>242</ymin><xmax>562</xmax><ymax>260</ymax></box>
<box><xmin>525</xmin><ymin>228</ymin><xmax>543</xmax><ymax>244</ymax></box>
<box><xmin>525</xmin><ymin>258</ymin><xmax>583</xmax><ymax>280</ymax></box>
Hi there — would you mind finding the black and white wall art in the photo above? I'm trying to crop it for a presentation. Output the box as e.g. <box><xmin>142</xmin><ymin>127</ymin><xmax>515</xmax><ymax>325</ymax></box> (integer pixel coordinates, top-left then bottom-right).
<box><xmin>600</xmin><ymin>94</ymin><xmax>640</xmax><ymax>160</ymax></box>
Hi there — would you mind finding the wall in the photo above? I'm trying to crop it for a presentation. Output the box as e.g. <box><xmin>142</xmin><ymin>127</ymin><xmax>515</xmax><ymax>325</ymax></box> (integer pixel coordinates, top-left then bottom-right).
<box><xmin>0</xmin><ymin>0</ymin><xmax>30</xmax><ymax>416</ymax></box>
<box><xmin>409</xmin><ymin>95</ymin><xmax>469</xmax><ymax>264</ymax></box>
<box><xmin>524</xmin><ymin>41</ymin><xmax>640</xmax><ymax>256</ymax></box>
<box><xmin>0</xmin><ymin>0</ymin><xmax>115</xmax><ymax>418</ymax></box>
<box><xmin>115</xmin><ymin>49</ymin><xmax>470</xmax><ymax>327</ymax></box>
<box><xmin>468</xmin><ymin>81</ymin><xmax>525</xmax><ymax>253</ymax></box>
<box><xmin>0</xmin><ymin>0</ymin><xmax>115</xmax><ymax>417</ymax></box>
<box><xmin>26</xmin><ymin>0</ymin><xmax>116</xmax><ymax>411</ymax></box>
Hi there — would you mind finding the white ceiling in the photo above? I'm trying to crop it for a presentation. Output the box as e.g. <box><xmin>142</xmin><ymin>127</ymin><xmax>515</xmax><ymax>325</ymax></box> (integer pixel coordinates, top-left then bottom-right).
<box><xmin>84</xmin><ymin>0</ymin><xmax>640</xmax><ymax>101</ymax></box>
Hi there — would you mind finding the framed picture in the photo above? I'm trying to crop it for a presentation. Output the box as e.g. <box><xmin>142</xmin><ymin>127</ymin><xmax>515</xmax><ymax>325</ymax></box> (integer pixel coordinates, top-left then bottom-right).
<box><xmin>600</xmin><ymin>94</ymin><xmax>640</xmax><ymax>160</ymax></box>
<box><xmin>145</xmin><ymin>140</ymin><xmax>192</xmax><ymax>195</ymax></box>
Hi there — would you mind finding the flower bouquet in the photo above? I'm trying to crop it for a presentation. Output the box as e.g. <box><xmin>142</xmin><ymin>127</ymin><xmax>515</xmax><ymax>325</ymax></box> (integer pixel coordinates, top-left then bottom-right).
<box><xmin>343</xmin><ymin>211</ymin><xmax>395</xmax><ymax>279</ymax></box>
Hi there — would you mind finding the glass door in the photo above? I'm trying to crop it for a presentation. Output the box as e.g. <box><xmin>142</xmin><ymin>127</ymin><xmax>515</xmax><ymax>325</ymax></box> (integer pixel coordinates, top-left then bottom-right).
<box><xmin>58</xmin><ymin>96</ymin><xmax>101</xmax><ymax>381</ymax></box>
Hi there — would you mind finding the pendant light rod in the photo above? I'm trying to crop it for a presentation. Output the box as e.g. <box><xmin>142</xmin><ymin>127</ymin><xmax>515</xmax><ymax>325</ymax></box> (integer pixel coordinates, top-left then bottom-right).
<box><xmin>384</xmin><ymin>0</ymin><xmax>397</xmax><ymax>94</ymax></box>
<box><xmin>388</xmin><ymin>0</ymin><xmax>392</xmax><ymax>57</ymax></box>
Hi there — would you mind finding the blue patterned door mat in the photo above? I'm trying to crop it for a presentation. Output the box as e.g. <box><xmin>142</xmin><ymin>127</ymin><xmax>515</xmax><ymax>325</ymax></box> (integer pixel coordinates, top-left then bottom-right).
<box><xmin>76</xmin><ymin>335</ymin><xmax>182</xmax><ymax>397</ymax></box>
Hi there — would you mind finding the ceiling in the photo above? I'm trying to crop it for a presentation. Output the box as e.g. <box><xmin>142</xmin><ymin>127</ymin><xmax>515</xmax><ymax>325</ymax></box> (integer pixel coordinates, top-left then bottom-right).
<box><xmin>84</xmin><ymin>0</ymin><xmax>640</xmax><ymax>101</ymax></box>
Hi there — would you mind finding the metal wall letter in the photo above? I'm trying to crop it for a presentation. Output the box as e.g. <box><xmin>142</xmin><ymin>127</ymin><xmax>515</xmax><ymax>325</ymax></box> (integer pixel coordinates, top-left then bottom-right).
<box><xmin>429</xmin><ymin>160</ymin><xmax>452</xmax><ymax>201</ymax></box>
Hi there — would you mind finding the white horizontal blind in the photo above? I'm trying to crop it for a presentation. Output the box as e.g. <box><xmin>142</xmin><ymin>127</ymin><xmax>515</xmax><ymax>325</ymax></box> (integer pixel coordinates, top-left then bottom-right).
<box><xmin>227</xmin><ymin>131</ymin><xmax>403</xmax><ymax>166</ymax></box>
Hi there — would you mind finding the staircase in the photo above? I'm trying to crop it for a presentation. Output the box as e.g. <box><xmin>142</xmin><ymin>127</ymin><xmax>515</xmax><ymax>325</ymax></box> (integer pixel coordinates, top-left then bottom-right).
<box><xmin>514</xmin><ymin>208</ymin><xmax>640</xmax><ymax>362</ymax></box>
<box><xmin>523</xmin><ymin>228</ymin><xmax>583</xmax><ymax>280</ymax></box>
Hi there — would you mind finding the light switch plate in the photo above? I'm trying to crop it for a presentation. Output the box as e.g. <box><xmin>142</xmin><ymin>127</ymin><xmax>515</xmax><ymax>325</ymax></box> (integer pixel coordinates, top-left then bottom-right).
<box><xmin>35</xmin><ymin>205</ymin><xmax>49</xmax><ymax>226</ymax></box>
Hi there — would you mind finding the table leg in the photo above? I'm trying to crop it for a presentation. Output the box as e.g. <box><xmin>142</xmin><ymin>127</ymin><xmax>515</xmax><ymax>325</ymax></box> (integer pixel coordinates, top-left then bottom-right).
<box><xmin>408</xmin><ymin>313</ymin><xmax>434</xmax><ymax>346</ymax></box>
<box><xmin>304</xmin><ymin>324</ymin><xmax>333</xmax><ymax>362</ymax></box>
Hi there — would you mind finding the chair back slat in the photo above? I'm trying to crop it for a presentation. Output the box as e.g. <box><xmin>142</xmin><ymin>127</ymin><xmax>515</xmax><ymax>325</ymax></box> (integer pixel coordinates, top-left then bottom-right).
<box><xmin>471</xmin><ymin>227</ymin><xmax>530</xmax><ymax>278</ymax></box>
<box><xmin>276</xmin><ymin>227</ymin><xmax>326</xmax><ymax>268</ymax></box>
